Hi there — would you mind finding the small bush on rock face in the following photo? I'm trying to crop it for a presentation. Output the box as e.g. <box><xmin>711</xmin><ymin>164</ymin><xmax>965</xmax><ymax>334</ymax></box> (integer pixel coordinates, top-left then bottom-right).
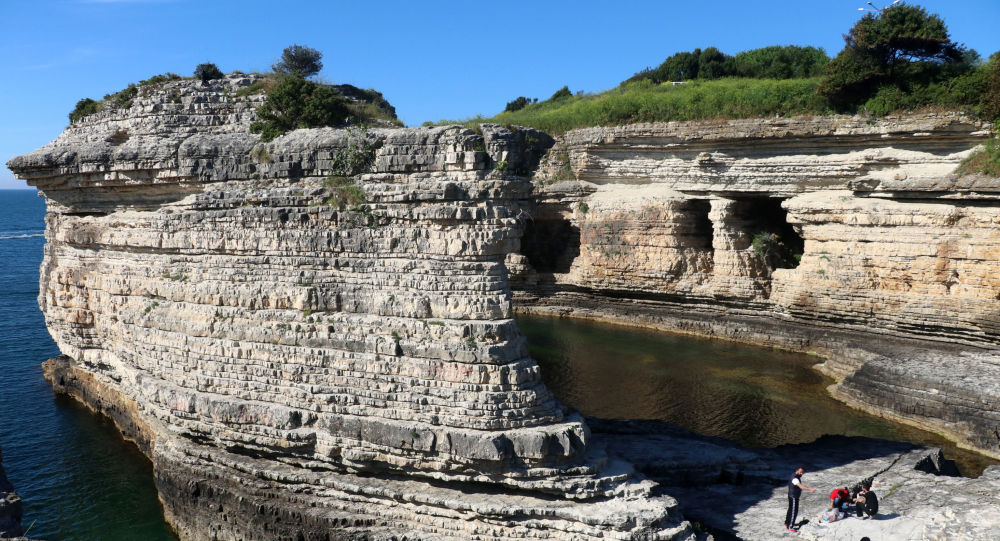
<box><xmin>105</xmin><ymin>84</ymin><xmax>138</xmax><ymax>110</ymax></box>
<box><xmin>273</xmin><ymin>45</ymin><xmax>323</xmax><ymax>78</ymax></box>
<box><xmin>250</xmin><ymin>76</ymin><xmax>349</xmax><ymax>141</ymax></box>
<box><xmin>69</xmin><ymin>98</ymin><xmax>102</xmax><ymax>124</ymax></box>
<box><xmin>331</xmin><ymin>127</ymin><xmax>376</xmax><ymax>176</ymax></box>
<box><xmin>752</xmin><ymin>231</ymin><xmax>801</xmax><ymax>270</ymax></box>
<box><xmin>194</xmin><ymin>63</ymin><xmax>224</xmax><ymax>83</ymax></box>
<box><xmin>324</xmin><ymin>175</ymin><xmax>366</xmax><ymax>209</ymax></box>
<box><xmin>956</xmin><ymin>137</ymin><xmax>1000</xmax><ymax>178</ymax></box>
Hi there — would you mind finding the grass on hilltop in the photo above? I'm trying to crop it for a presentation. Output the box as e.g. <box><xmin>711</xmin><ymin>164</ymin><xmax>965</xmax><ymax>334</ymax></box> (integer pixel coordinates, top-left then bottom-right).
<box><xmin>430</xmin><ymin>78</ymin><xmax>831</xmax><ymax>134</ymax></box>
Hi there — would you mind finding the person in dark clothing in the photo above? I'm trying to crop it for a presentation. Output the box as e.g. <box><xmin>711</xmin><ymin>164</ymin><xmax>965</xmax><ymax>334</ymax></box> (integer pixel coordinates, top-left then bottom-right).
<box><xmin>854</xmin><ymin>482</ymin><xmax>879</xmax><ymax>518</ymax></box>
<box><xmin>785</xmin><ymin>467</ymin><xmax>817</xmax><ymax>532</ymax></box>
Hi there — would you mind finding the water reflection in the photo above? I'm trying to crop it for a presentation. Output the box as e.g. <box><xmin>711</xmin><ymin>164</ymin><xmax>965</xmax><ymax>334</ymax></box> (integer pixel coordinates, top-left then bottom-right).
<box><xmin>517</xmin><ymin>313</ymin><xmax>997</xmax><ymax>476</ymax></box>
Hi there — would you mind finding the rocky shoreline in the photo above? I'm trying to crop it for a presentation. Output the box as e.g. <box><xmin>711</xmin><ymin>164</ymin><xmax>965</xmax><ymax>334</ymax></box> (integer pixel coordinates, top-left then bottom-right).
<box><xmin>586</xmin><ymin>418</ymin><xmax>1000</xmax><ymax>540</ymax></box>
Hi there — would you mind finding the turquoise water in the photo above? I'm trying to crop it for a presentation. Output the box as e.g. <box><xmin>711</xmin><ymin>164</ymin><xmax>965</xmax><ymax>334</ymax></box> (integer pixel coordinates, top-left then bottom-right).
<box><xmin>518</xmin><ymin>313</ymin><xmax>998</xmax><ymax>477</ymax></box>
<box><xmin>0</xmin><ymin>190</ymin><xmax>174</xmax><ymax>540</ymax></box>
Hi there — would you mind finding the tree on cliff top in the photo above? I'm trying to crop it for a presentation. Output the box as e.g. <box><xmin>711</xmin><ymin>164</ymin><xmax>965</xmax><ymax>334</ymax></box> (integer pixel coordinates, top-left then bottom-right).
<box><xmin>272</xmin><ymin>45</ymin><xmax>323</xmax><ymax>78</ymax></box>
<box><xmin>250</xmin><ymin>76</ymin><xmax>348</xmax><ymax>141</ymax></box>
<box><xmin>194</xmin><ymin>63</ymin><xmax>224</xmax><ymax>83</ymax></box>
<box><xmin>818</xmin><ymin>2</ymin><xmax>967</xmax><ymax>108</ymax></box>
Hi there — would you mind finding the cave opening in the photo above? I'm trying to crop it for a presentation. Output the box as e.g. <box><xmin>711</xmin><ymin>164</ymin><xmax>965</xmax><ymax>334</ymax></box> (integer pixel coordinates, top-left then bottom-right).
<box><xmin>520</xmin><ymin>208</ymin><xmax>580</xmax><ymax>274</ymax></box>
<box><xmin>737</xmin><ymin>197</ymin><xmax>803</xmax><ymax>270</ymax></box>
<box><xmin>682</xmin><ymin>199</ymin><xmax>714</xmax><ymax>250</ymax></box>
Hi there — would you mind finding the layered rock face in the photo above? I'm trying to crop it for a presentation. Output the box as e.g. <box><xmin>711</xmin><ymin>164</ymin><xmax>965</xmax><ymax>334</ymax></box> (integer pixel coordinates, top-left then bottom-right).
<box><xmin>515</xmin><ymin>114</ymin><xmax>1000</xmax><ymax>459</ymax></box>
<box><xmin>8</xmin><ymin>77</ymin><xmax>692</xmax><ymax>539</ymax></box>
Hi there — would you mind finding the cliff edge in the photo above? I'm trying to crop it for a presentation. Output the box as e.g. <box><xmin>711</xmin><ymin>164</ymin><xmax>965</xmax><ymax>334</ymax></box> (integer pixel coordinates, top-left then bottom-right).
<box><xmin>8</xmin><ymin>75</ymin><xmax>694</xmax><ymax>539</ymax></box>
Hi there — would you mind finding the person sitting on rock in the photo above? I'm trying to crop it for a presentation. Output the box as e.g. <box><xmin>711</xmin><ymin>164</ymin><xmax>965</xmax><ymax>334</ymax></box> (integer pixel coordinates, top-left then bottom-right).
<box><xmin>854</xmin><ymin>481</ymin><xmax>879</xmax><ymax>519</ymax></box>
<box><xmin>830</xmin><ymin>487</ymin><xmax>851</xmax><ymax>515</ymax></box>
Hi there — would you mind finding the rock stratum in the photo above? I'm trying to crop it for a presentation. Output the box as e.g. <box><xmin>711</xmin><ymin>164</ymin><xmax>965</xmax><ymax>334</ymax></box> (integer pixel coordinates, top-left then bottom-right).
<box><xmin>8</xmin><ymin>74</ymin><xmax>1000</xmax><ymax>540</ymax></box>
<box><xmin>515</xmin><ymin>113</ymin><xmax>1000</xmax><ymax>461</ymax></box>
<box><xmin>7</xmin><ymin>75</ymin><xmax>693</xmax><ymax>540</ymax></box>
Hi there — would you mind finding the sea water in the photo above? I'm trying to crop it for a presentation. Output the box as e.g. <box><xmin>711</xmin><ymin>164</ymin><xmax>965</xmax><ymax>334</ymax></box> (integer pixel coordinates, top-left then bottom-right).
<box><xmin>0</xmin><ymin>190</ymin><xmax>173</xmax><ymax>540</ymax></box>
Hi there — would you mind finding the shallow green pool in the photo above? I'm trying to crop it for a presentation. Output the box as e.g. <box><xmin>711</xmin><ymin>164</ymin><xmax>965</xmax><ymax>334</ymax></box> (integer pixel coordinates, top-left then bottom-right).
<box><xmin>517</xmin><ymin>313</ymin><xmax>998</xmax><ymax>477</ymax></box>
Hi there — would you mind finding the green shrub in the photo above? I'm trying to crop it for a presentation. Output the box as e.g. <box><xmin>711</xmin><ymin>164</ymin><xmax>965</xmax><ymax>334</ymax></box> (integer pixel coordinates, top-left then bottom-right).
<box><xmin>505</xmin><ymin>96</ymin><xmax>536</xmax><ymax>112</ymax></box>
<box><xmin>331</xmin><ymin>126</ymin><xmax>376</xmax><ymax>176</ymax></box>
<box><xmin>550</xmin><ymin>86</ymin><xmax>573</xmax><ymax>100</ymax></box>
<box><xmin>626</xmin><ymin>45</ymin><xmax>829</xmax><ymax>85</ymax></box>
<box><xmin>324</xmin><ymin>175</ymin><xmax>366</xmax><ymax>209</ymax></box>
<box><xmin>751</xmin><ymin>231</ymin><xmax>800</xmax><ymax>270</ymax></box>
<box><xmin>139</xmin><ymin>73</ymin><xmax>182</xmax><ymax>88</ymax></box>
<box><xmin>250</xmin><ymin>76</ymin><xmax>348</xmax><ymax>141</ymax></box>
<box><xmin>981</xmin><ymin>53</ymin><xmax>1000</xmax><ymax>120</ymax></box>
<box><xmin>336</xmin><ymin>85</ymin><xmax>399</xmax><ymax>122</ymax></box>
<box><xmin>728</xmin><ymin>45</ymin><xmax>829</xmax><ymax>79</ymax></box>
<box><xmin>69</xmin><ymin>98</ymin><xmax>102</xmax><ymax>124</ymax></box>
<box><xmin>956</xmin><ymin>137</ymin><xmax>1000</xmax><ymax>177</ymax></box>
<box><xmin>104</xmin><ymin>84</ymin><xmax>139</xmax><ymax>110</ymax></box>
<box><xmin>194</xmin><ymin>63</ymin><xmax>224</xmax><ymax>83</ymax></box>
<box><xmin>273</xmin><ymin>45</ymin><xmax>323</xmax><ymax>78</ymax></box>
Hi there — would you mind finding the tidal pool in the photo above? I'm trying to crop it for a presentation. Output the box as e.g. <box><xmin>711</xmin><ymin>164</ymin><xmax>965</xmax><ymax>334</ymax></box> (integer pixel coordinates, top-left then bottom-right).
<box><xmin>517</xmin><ymin>313</ymin><xmax>998</xmax><ymax>477</ymax></box>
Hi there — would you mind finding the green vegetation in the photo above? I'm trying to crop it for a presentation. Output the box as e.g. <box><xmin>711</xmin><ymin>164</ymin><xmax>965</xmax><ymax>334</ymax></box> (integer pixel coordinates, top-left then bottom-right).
<box><xmin>752</xmin><ymin>231</ymin><xmax>802</xmax><ymax>270</ymax></box>
<box><xmin>980</xmin><ymin>53</ymin><xmax>1000</xmax><ymax>120</ymax></box>
<box><xmin>250</xmin><ymin>146</ymin><xmax>273</xmax><ymax>163</ymax></box>
<box><xmin>625</xmin><ymin>45</ymin><xmax>829</xmax><ymax>84</ymax></box>
<box><xmin>138</xmin><ymin>73</ymin><xmax>182</xmax><ymax>88</ymax></box>
<box><xmin>431</xmin><ymin>4</ymin><xmax>996</xmax><ymax>133</ymax></box>
<box><xmin>818</xmin><ymin>2</ymin><xmax>977</xmax><ymax>110</ymax></box>
<box><xmin>250</xmin><ymin>76</ymin><xmax>349</xmax><ymax>141</ymax></box>
<box><xmin>67</xmin><ymin>72</ymin><xmax>184</xmax><ymax>124</ymax></box>
<box><xmin>550</xmin><ymin>85</ymin><xmax>573</xmax><ymax>100</ymax></box>
<box><xmin>331</xmin><ymin>126</ymin><xmax>376</xmax><ymax>176</ymax></box>
<box><xmin>323</xmin><ymin>175</ymin><xmax>366</xmax><ymax>209</ymax></box>
<box><xmin>443</xmin><ymin>78</ymin><xmax>828</xmax><ymax>135</ymax></box>
<box><xmin>956</xmin><ymin>135</ymin><xmax>1000</xmax><ymax>177</ymax></box>
<box><xmin>272</xmin><ymin>44</ymin><xmax>323</xmax><ymax>78</ymax></box>
<box><xmin>505</xmin><ymin>96</ymin><xmax>536</xmax><ymax>112</ymax></box>
<box><xmin>194</xmin><ymin>62</ymin><xmax>224</xmax><ymax>83</ymax></box>
<box><xmin>69</xmin><ymin>98</ymin><xmax>101</xmax><ymax>124</ymax></box>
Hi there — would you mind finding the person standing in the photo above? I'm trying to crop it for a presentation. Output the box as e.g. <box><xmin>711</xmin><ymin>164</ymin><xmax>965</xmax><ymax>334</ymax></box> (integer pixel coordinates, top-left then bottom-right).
<box><xmin>785</xmin><ymin>466</ymin><xmax>817</xmax><ymax>532</ymax></box>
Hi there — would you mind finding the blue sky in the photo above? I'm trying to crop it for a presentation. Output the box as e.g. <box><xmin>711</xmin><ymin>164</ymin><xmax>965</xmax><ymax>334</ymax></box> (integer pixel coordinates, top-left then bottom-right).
<box><xmin>2</xmin><ymin>0</ymin><xmax>998</xmax><ymax>189</ymax></box>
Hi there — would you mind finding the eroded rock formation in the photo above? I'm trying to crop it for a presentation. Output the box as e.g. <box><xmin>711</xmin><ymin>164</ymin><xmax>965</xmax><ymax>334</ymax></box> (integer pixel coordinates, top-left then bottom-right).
<box><xmin>515</xmin><ymin>114</ymin><xmax>1000</xmax><ymax>460</ymax></box>
<box><xmin>11</xmin><ymin>73</ymin><xmax>1000</xmax><ymax>539</ymax></box>
<box><xmin>8</xmin><ymin>76</ymin><xmax>693</xmax><ymax>540</ymax></box>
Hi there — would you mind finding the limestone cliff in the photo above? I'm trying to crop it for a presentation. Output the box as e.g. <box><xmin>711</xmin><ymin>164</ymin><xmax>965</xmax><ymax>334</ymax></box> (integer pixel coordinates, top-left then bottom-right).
<box><xmin>514</xmin><ymin>114</ymin><xmax>1000</xmax><ymax>460</ymax></box>
<box><xmin>8</xmin><ymin>76</ymin><xmax>693</xmax><ymax>540</ymax></box>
